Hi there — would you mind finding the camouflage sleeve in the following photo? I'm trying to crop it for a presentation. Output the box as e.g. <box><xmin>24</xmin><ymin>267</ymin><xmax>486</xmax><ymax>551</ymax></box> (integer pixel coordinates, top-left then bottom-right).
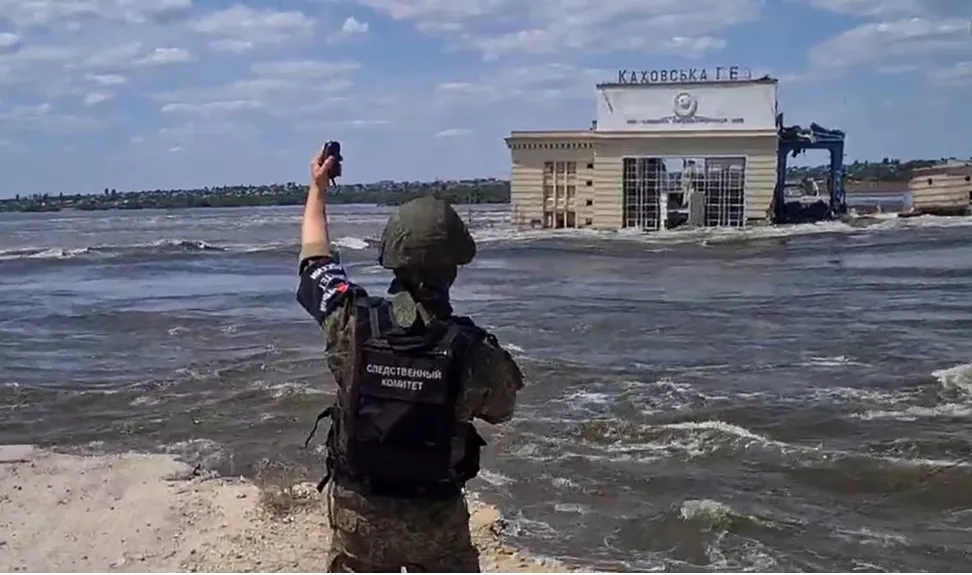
<box><xmin>463</xmin><ymin>336</ymin><xmax>523</xmax><ymax>425</ymax></box>
<box><xmin>296</xmin><ymin>244</ymin><xmax>367</xmax><ymax>354</ymax></box>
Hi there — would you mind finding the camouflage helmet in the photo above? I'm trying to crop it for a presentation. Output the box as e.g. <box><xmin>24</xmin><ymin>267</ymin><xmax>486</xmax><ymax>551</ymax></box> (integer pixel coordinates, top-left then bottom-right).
<box><xmin>378</xmin><ymin>196</ymin><xmax>476</xmax><ymax>270</ymax></box>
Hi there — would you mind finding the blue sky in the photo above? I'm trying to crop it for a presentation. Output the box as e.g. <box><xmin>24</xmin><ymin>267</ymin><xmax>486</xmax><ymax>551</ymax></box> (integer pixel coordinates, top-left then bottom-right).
<box><xmin>0</xmin><ymin>0</ymin><xmax>969</xmax><ymax>196</ymax></box>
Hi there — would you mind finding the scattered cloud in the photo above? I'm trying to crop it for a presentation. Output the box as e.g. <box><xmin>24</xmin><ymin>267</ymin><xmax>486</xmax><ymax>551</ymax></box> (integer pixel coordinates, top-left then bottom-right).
<box><xmin>0</xmin><ymin>31</ymin><xmax>20</xmax><ymax>51</ymax></box>
<box><xmin>807</xmin><ymin>17</ymin><xmax>969</xmax><ymax>71</ymax></box>
<box><xmin>0</xmin><ymin>0</ymin><xmax>968</xmax><ymax>194</ymax></box>
<box><xmin>346</xmin><ymin>0</ymin><xmax>760</xmax><ymax>59</ymax></box>
<box><xmin>341</xmin><ymin>16</ymin><xmax>369</xmax><ymax>34</ymax></box>
<box><xmin>189</xmin><ymin>4</ymin><xmax>315</xmax><ymax>52</ymax></box>
<box><xmin>84</xmin><ymin>73</ymin><xmax>127</xmax><ymax>86</ymax></box>
<box><xmin>435</xmin><ymin>63</ymin><xmax>607</xmax><ymax>108</ymax></box>
<box><xmin>434</xmin><ymin>128</ymin><xmax>470</xmax><ymax>138</ymax></box>
<box><xmin>83</xmin><ymin>92</ymin><xmax>113</xmax><ymax>106</ymax></box>
<box><xmin>930</xmin><ymin>61</ymin><xmax>972</xmax><ymax>85</ymax></box>
<box><xmin>135</xmin><ymin>47</ymin><xmax>194</xmax><ymax>66</ymax></box>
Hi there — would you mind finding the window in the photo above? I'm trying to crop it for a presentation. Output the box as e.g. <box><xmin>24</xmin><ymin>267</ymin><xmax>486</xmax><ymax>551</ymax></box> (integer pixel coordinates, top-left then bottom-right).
<box><xmin>586</xmin><ymin>180</ymin><xmax>593</xmax><ymax>186</ymax></box>
<box><xmin>586</xmin><ymin>162</ymin><xmax>594</xmax><ymax>169</ymax></box>
<box><xmin>927</xmin><ymin>178</ymin><xmax>933</xmax><ymax>185</ymax></box>
<box><xmin>585</xmin><ymin>218</ymin><xmax>593</xmax><ymax>226</ymax></box>
<box><xmin>586</xmin><ymin>199</ymin><xmax>593</xmax><ymax>206</ymax></box>
<box><xmin>965</xmin><ymin>175</ymin><xmax>970</xmax><ymax>182</ymax></box>
<box><xmin>567</xmin><ymin>185</ymin><xmax>575</xmax><ymax>198</ymax></box>
<box><xmin>544</xmin><ymin>162</ymin><xmax>554</xmax><ymax>175</ymax></box>
<box><xmin>566</xmin><ymin>162</ymin><xmax>576</xmax><ymax>175</ymax></box>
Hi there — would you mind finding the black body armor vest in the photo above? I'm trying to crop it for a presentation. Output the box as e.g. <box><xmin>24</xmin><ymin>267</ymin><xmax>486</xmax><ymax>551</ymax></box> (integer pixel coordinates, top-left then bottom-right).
<box><xmin>304</xmin><ymin>296</ymin><xmax>487</xmax><ymax>500</ymax></box>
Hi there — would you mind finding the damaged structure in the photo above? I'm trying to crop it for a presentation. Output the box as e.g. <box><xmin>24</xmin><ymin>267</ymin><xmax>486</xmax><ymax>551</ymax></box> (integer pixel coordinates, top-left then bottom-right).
<box><xmin>505</xmin><ymin>68</ymin><xmax>846</xmax><ymax>231</ymax></box>
<box><xmin>906</xmin><ymin>161</ymin><xmax>972</xmax><ymax>216</ymax></box>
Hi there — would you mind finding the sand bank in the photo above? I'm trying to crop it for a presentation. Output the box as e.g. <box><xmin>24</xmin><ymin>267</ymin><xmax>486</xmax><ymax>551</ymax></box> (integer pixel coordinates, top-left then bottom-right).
<box><xmin>0</xmin><ymin>445</ymin><xmax>569</xmax><ymax>573</ymax></box>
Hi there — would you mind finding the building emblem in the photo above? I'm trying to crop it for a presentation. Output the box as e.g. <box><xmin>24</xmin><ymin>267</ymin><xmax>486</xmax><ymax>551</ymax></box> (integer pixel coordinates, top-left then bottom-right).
<box><xmin>673</xmin><ymin>92</ymin><xmax>698</xmax><ymax>119</ymax></box>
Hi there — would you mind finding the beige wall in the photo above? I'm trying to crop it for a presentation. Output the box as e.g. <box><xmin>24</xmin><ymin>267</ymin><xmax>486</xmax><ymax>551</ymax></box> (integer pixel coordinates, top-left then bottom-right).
<box><xmin>508</xmin><ymin>140</ymin><xmax>594</xmax><ymax>227</ymax></box>
<box><xmin>910</xmin><ymin>172</ymin><xmax>972</xmax><ymax>214</ymax></box>
<box><xmin>507</xmin><ymin>132</ymin><xmax>778</xmax><ymax>230</ymax></box>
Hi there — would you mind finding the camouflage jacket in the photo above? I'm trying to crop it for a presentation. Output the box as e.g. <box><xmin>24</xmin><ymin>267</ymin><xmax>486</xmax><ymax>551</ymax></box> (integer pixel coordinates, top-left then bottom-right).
<box><xmin>295</xmin><ymin>241</ymin><xmax>523</xmax><ymax>450</ymax></box>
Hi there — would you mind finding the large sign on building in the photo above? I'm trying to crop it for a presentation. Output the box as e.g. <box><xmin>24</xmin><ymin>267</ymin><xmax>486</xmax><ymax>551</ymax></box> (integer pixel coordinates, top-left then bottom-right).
<box><xmin>595</xmin><ymin>81</ymin><xmax>778</xmax><ymax>132</ymax></box>
<box><xmin>615</xmin><ymin>66</ymin><xmax>752</xmax><ymax>85</ymax></box>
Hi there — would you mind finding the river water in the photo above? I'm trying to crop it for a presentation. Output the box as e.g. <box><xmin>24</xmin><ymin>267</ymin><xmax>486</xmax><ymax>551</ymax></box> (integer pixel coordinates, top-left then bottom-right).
<box><xmin>1</xmin><ymin>205</ymin><xmax>971</xmax><ymax>571</ymax></box>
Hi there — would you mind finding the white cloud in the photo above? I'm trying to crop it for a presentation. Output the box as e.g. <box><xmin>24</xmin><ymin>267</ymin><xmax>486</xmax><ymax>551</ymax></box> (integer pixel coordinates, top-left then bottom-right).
<box><xmin>796</xmin><ymin>0</ymin><xmax>929</xmax><ymax>16</ymax></box>
<box><xmin>189</xmin><ymin>4</ymin><xmax>315</xmax><ymax>50</ymax></box>
<box><xmin>84</xmin><ymin>73</ymin><xmax>127</xmax><ymax>86</ymax></box>
<box><xmin>2</xmin><ymin>102</ymin><xmax>51</xmax><ymax>119</ymax></box>
<box><xmin>83</xmin><ymin>91</ymin><xmax>113</xmax><ymax>106</ymax></box>
<box><xmin>161</xmin><ymin>99</ymin><xmax>262</xmax><ymax>116</ymax></box>
<box><xmin>135</xmin><ymin>47</ymin><xmax>194</xmax><ymax>66</ymax></box>
<box><xmin>341</xmin><ymin>16</ymin><xmax>369</xmax><ymax>34</ymax></box>
<box><xmin>0</xmin><ymin>0</ymin><xmax>195</xmax><ymax>29</ymax></box>
<box><xmin>0</xmin><ymin>32</ymin><xmax>20</xmax><ymax>51</ymax></box>
<box><xmin>0</xmin><ymin>102</ymin><xmax>97</xmax><ymax>132</ymax></box>
<box><xmin>0</xmin><ymin>0</ymin><xmax>969</xmax><ymax>193</ymax></box>
<box><xmin>807</xmin><ymin>17</ymin><xmax>969</xmax><ymax>70</ymax></box>
<box><xmin>435</xmin><ymin>63</ymin><xmax>607</xmax><ymax>108</ymax></box>
<box><xmin>794</xmin><ymin>0</ymin><xmax>965</xmax><ymax>18</ymax></box>
<box><xmin>79</xmin><ymin>42</ymin><xmax>145</xmax><ymax>69</ymax></box>
<box><xmin>930</xmin><ymin>61</ymin><xmax>972</xmax><ymax>85</ymax></box>
<box><xmin>434</xmin><ymin>128</ymin><xmax>470</xmax><ymax>138</ymax></box>
<box><xmin>250</xmin><ymin>59</ymin><xmax>360</xmax><ymax>79</ymax></box>
<box><xmin>208</xmin><ymin>39</ymin><xmax>254</xmax><ymax>53</ymax></box>
<box><xmin>347</xmin><ymin>0</ymin><xmax>759</xmax><ymax>58</ymax></box>
<box><xmin>152</xmin><ymin>58</ymin><xmax>358</xmax><ymax>120</ymax></box>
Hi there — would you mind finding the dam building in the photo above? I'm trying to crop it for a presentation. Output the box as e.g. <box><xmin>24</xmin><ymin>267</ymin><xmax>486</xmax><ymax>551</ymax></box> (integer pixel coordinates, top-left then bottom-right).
<box><xmin>505</xmin><ymin>66</ymin><xmax>846</xmax><ymax>231</ymax></box>
<box><xmin>907</xmin><ymin>161</ymin><xmax>972</xmax><ymax>216</ymax></box>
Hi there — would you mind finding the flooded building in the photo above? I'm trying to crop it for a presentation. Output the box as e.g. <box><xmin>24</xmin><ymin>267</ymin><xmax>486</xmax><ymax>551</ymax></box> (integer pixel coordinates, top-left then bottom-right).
<box><xmin>505</xmin><ymin>67</ymin><xmax>782</xmax><ymax>232</ymax></box>
<box><xmin>908</xmin><ymin>161</ymin><xmax>972</xmax><ymax>216</ymax></box>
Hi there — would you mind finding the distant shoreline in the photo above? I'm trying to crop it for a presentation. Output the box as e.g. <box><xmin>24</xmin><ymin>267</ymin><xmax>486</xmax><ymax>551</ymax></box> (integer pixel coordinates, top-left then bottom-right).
<box><xmin>0</xmin><ymin>175</ymin><xmax>914</xmax><ymax>214</ymax></box>
<box><xmin>0</xmin><ymin>180</ymin><xmax>512</xmax><ymax>214</ymax></box>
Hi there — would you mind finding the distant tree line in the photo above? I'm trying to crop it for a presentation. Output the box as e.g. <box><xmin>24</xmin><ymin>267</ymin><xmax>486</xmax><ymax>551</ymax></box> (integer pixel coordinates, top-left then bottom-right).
<box><xmin>0</xmin><ymin>179</ymin><xmax>511</xmax><ymax>213</ymax></box>
<box><xmin>786</xmin><ymin>158</ymin><xmax>941</xmax><ymax>183</ymax></box>
<box><xmin>0</xmin><ymin>158</ymin><xmax>958</xmax><ymax>213</ymax></box>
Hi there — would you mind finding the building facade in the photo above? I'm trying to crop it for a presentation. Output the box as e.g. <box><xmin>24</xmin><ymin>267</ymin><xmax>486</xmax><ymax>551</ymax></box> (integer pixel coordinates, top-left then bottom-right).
<box><xmin>908</xmin><ymin>162</ymin><xmax>972</xmax><ymax>216</ymax></box>
<box><xmin>506</xmin><ymin>73</ymin><xmax>781</xmax><ymax>232</ymax></box>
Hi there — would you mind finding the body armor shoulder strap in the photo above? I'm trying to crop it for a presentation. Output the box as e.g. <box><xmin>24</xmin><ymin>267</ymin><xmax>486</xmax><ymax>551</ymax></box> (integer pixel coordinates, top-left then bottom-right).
<box><xmin>354</xmin><ymin>296</ymin><xmax>479</xmax><ymax>354</ymax></box>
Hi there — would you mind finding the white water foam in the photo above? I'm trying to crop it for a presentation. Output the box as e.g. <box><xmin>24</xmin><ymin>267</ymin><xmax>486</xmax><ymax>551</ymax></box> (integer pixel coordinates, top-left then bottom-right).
<box><xmin>801</xmin><ymin>355</ymin><xmax>872</xmax><ymax>368</ymax></box>
<box><xmin>332</xmin><ymin>236</ymin><xmax>371</xmax><ymax>251</ymax></box>
<box><xmin>854</xmin><ymin>403</ymin><xmax>972</xmax><ymax>422</ymax></box>
<box><xmin>250</xmin><ymin>380</ymin><xmax>328</xmax><ymax>398</ymax></box>
<box><xmin>477</xmin><ymin>468</ymin><xmax>515</xmax><ymax>487</ymax></box>
<box><xmin>525</xmin><ymin>411</ymin><xmax>972</xmax><ymax>473</ymax></box>
<box><xmin>467</xmin><ymin>213</ymin><xmax>972</xmax><ymax>248</ymax></box>
<box><xmin>0</xmin><ymin>238</ymin><xmax>280</xmax><ymax>261</ymax></box>
<box><xmin>932</xmin><ymin>362</ymin><xmax>972</xmax><ymax>394</ymax></box>
<box><xmin>4</xmin><ymin>213</ymin><xmax>968</xmax><ymax>262</ymax></box>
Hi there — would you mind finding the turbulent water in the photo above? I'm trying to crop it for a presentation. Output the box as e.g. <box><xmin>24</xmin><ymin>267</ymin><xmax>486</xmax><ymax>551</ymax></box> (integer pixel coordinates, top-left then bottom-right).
<box><xmin>2</xmin><ymin>204</ymin><xmax>972</xmax><ymax>572</ymax></box>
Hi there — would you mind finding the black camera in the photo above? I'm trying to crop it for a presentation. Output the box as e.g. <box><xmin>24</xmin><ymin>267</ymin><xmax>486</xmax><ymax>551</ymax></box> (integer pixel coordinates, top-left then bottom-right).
<box><xmin>321</xmin><ymin>140</ymin><xmax>343</xmax><ymax>181</ymax></box>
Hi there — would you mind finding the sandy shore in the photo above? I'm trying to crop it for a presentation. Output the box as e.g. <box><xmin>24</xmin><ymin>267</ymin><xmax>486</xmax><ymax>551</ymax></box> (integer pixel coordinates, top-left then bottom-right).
<box><xmin>0</xmin><ymin>445</ymin><xmax>569</xmax><ymax>573</ymax></box>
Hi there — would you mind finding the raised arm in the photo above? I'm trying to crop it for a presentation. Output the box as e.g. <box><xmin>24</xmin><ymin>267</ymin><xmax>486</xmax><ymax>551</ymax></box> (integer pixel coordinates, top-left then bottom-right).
<box><xmin>301</xmin><ymin>148</ymin><xmax>336</xmax><ymax>258</ymax></box>
<box><xmin>296</xmin><ymin>147</ymin><xmax>364</xmax><ymax>332</ymax></box>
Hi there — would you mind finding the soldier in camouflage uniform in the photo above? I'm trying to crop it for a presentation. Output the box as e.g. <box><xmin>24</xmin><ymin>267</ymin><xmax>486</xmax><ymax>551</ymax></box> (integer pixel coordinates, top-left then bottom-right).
<box><xmin>296</xmin><ymin>146</ymin><xmax>523</xmax><ymax>572</ymax></box>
